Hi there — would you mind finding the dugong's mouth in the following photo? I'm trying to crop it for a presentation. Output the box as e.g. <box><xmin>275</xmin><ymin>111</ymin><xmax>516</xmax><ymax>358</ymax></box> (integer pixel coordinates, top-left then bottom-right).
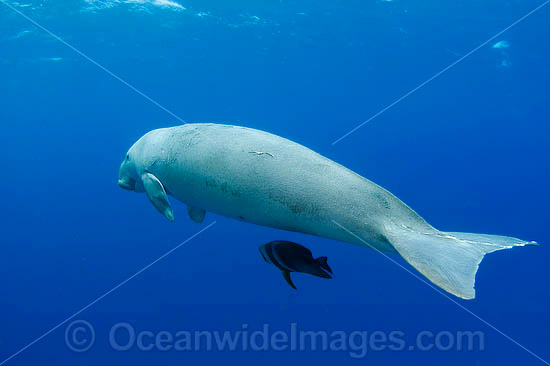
<box><xmin>118</xmin><ymin>178</ymin><xmax>136</xmax><ymax>191</ymax></box>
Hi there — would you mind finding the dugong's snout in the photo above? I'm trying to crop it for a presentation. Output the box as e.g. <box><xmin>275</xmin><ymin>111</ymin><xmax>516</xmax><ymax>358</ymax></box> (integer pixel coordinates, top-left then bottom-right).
<box><xmin>118</xmin><ymin>177</ymin><xmax>136</xmax><ymax>191</ymax></box>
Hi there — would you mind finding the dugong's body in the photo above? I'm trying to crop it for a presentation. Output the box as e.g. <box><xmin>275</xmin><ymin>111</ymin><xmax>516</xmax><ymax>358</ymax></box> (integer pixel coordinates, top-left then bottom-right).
<box><xmin>119</xmin><ymin>123</ymin><xmax>536</xmax><ymax>299</ymax></box>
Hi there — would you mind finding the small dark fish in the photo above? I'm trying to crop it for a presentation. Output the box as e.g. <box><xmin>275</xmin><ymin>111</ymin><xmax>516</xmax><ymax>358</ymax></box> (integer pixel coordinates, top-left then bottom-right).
<box><xmin>259</xmin><ymin>241</ymin><xmax>332</xmax><ymax>289</ymax></box>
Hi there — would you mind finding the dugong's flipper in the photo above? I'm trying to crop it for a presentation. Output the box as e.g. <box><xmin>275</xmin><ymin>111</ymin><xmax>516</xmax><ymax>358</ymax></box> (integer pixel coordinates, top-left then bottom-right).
<box><xmin>187</xmin><ymin>205</ymin><xmax>206</xmax><ymax>223</ymax></box>
<box><xmin>385</xmin><ymin>225</ymin><xmax>538</xmax><ymax>299</ymax></box>
<box><xmin>141</xmin><ymin>172</ymin><xmax>174</xmax><ymax>222</ymax></box>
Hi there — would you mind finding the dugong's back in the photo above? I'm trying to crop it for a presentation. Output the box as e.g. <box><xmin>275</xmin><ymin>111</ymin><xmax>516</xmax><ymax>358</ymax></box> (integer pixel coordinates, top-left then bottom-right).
<box><xmin>153</xmin><ymin>123</ymin><xmax>430</xmax><ymax>251</ymax></box>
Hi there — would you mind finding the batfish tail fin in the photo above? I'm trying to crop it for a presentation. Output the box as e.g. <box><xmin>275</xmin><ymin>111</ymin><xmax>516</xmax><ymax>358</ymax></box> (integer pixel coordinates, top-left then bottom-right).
<box><xmin>385</xmin><ymin>224</ymin><xmax>538</xmax><ymax>299</ymax></box>
<box><xmin>316</xmin><ymin>256</ymin><xmax>333</xmax><ymax>274</ymax></box>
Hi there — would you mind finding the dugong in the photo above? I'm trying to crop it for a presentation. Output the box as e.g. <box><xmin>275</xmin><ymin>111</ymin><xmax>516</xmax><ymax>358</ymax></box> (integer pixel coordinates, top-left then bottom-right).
<box><xmin>118</xmin><ymin>123</ymin><xmax>537</xmax><ymax>299</ymax></box>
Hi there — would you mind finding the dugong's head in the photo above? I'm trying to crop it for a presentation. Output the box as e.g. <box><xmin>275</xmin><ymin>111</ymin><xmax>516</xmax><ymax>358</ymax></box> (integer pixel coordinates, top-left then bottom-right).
<box><xmin>117</xmin><ymin>129</ymin><xmax>176</xmax><ymax>221</ymax></box>
<box><xmin>118</xmin><ymin>149</ymin><xmax>143</xmax><ymax>192</ymax></box>
<box><xmin>118</xmin><ymin>134</ymin><xmax>150</xmax><ymax>193</ymax></box>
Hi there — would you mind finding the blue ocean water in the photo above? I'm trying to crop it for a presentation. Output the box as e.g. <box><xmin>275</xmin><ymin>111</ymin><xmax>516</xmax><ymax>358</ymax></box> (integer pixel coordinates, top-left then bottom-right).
<box><xmin>0</xmin><ymin>0</ymin><xmax>549</xmax><ymax>364</ymax></box>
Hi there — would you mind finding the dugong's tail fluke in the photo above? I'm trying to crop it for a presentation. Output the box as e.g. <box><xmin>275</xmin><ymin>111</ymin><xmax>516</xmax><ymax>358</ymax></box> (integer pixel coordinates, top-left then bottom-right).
<box><xmin>385</xmin><ymin>226</ymin><xmax>538</xmax><ymax>299</ymax></box>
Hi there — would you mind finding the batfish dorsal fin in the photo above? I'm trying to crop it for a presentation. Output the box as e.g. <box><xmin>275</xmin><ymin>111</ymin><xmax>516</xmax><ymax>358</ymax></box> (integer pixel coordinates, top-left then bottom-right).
<box><xmin>282</xmin><ymin>271</ymin><xmax>297</xmax><ymax>290</ymax></box>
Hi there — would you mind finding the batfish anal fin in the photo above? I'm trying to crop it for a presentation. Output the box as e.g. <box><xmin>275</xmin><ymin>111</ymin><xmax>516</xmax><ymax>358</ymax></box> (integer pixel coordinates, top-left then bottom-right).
<box><xmin>187</xmin><ymin>205</ymin><xmax>206</xmax><ymax>223</ymax></box>
<box><xmin>282</xmin><ymin>271</ymin><xmax>297</xmax><ymax>290</ymax></box>
<box><xmin>141</xmin><ymin>172</ymin><xmax>174</xmax><ymax>222</ymax></box>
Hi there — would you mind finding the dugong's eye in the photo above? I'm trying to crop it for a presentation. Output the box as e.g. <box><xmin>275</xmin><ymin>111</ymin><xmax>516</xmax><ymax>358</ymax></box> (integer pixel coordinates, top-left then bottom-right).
<box><xmin>126</xmin><ymin>154</ymin><xmax>130</xmax><ymax>161</ymax></box>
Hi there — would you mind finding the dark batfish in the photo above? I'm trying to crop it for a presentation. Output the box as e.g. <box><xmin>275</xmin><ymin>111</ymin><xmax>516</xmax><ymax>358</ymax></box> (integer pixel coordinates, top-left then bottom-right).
<box><xmin>259</xmin><ymin>241</ymin><xmax>332</xmax><ymax>289</ymax></box>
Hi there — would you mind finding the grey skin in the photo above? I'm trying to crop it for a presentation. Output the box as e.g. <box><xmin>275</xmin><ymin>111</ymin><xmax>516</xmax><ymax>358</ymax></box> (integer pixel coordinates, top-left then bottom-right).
<box><xmin>259</xmin><ymin>240</ymin><xmax>332</xmax><ymax>289</ymax></box>
<box><xmin>118</xmin><ymin>123</ymin><xmax>537</xmax><ymax>299</ymax></box>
